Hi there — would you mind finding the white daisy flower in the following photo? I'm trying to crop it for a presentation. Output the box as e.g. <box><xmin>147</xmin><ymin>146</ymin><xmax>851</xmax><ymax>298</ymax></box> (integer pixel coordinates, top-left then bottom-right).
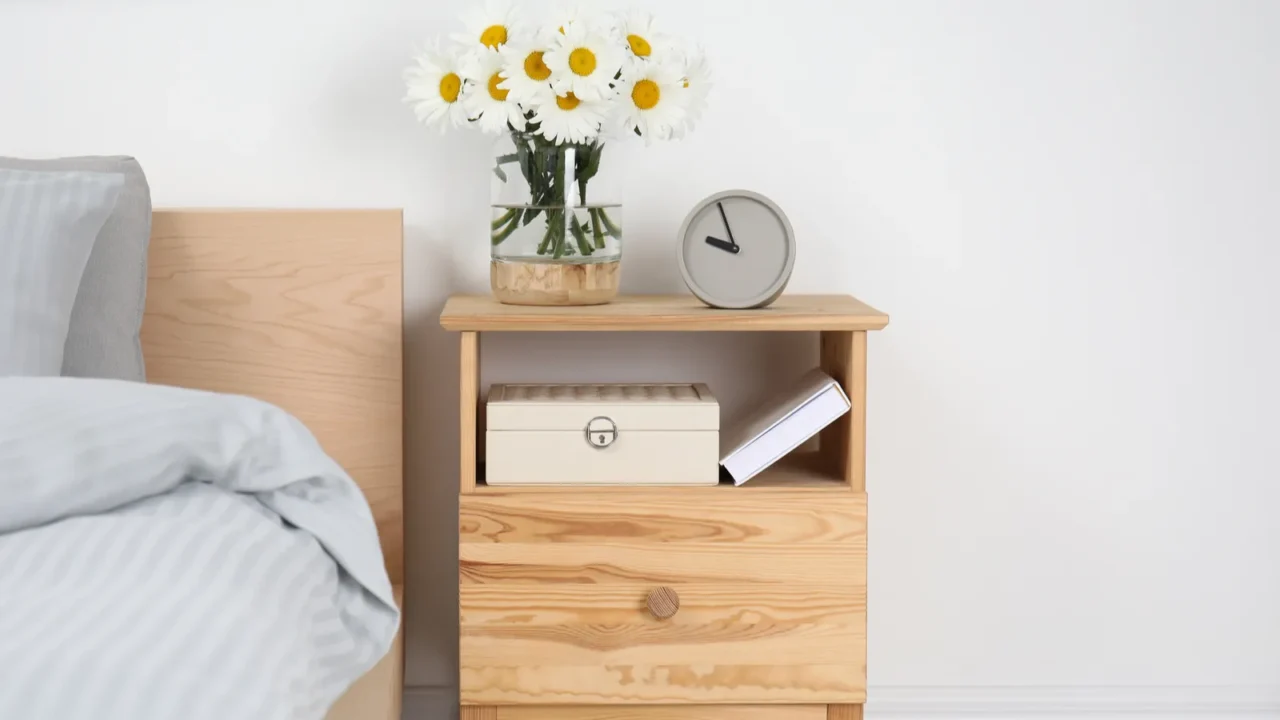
<box><xmin>530</xmin><ymin>91</ymin><xmax>608</xmax><ymax>145</ymax></box>
<box><xmin>543</xmin><ymin>20</ymin><xmax>624</xmax><ymax>102</ymax></box>
<box><xmin>674</xmin><ymin>43</ymin><xmax>711</xmax><ymax>138</ymax></box>
<box><xmin>498</xmin><ymin>41</ymin><xmax>555</xmax><ymax>106</ymax></box>
<box><xmin>462</xmin><ymin>48</ymin><xmax>527</xmax><ymax>134</ymax></box>
<box><xmin>615</xmin><ymin>10</ymin><xmax>668</xmax><ymax>67</ymax></box>
<box><xmin>615</xmin><ymin>58</ymin><xmax>687</xmax><ymax>143</ymax></box>
<box><xmin>452</xmin><ymin>0</ymin><xmax>521</xmax><ymax>50</ymax></box>
<box><xmin>547</xmin><ymin>4</ymin><xmax>598</xmax><ymax>36</ymax></box>
<box><xmin>404</xmin><ymin>43</ymin><xmax>470</xmax><ymax>132</ymax></box>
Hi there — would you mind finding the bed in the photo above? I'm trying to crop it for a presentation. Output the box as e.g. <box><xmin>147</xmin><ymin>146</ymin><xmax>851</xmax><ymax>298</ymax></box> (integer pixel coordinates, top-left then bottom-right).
<box><xmin>0</xmin><ymin>162</ymin><xmax>405</xmax><ymax>718</ymax></box>
<box><xmin>140</xmin><ymin>209</ymin><xmax>405</xmax><ymax>720</ymax></box>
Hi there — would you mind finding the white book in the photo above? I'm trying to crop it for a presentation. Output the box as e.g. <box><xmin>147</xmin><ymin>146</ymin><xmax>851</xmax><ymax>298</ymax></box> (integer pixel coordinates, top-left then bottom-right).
<box><xmin>719</xmin><ymin>368</ymin><xmax>852</xmax><ymax>485</ymax></box>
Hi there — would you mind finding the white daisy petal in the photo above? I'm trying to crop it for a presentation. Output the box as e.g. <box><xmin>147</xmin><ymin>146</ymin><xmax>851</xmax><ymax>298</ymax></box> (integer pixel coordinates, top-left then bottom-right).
<box><xmin>530</xmin><ymin>91</ymin><xmax>608</xmax><ymax>145</ymax></box>
<box><xmin>615</xmin><ymin>56</ymin><xmax>687</xmax><ymax>144</ymax></box>
<box><xmin>546</xmin><ymin>4</ymin><xmax>605</xmax><ymax>37</ymax></box>
<box><xmin>404</xmin><ymin>42</ymin><xmax>470</xmax><ymax>132</ymax></box>
<box><xmin>672</xmin><ymin>43</ymin><xmax>711</xmax><ymax>138</ymax></box>
<box><xmin>498</xmin><ymin>41</ymin><xmax>556</xmax><ymax>106</ymax></box>
<box><xmin>407</xmin><ymin>7</ymin><xmax>707</xmax><ymax>144</ymax></box>
<box><xmin>615</xmin><ymin>9</ymin><xmax>672</xmax><ymax>72</ymax></box>
<box><xmin>462</xmin><ymin>48</ymin><xmax>527</xmax><ymax>134</ymax></box>
<box><xmin>542</xmin><ymin>20</ymin><xmax>624</xmax><ymax>103</ymax></box>
<box><xmin>452</xmin><ymin>0</ymin><xmax>523</xmax><ymax>50</ymax></box>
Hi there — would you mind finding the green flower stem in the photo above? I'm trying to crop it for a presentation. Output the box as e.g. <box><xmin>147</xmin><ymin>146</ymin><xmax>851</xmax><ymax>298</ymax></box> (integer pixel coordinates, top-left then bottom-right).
<box><xmin>536</xmin><ymin>213</ymin><xmax>556</xmax><ymax>255</ymax></box>
<box><xmin>589</xmin><ymin>209</ymin><xmax>606</xmax><ymax>249</ymax></box>
<box><xmin>597</xmin><ymin>208</ymin><xmax>622</xmax><ymax>238</ymax></box>
<box><xmin>490</xmin><ymin>207</ymin><xmax>519</xmax><ymax>231</ymax></box>
<box><xmin>547</xmin><ymin>142</ymin><xmax>569</xmax><ymax>258</ymax></box>
<box><xmin>502</xmin><ymin>134</ymin><xmax>616</xmax><ymax>260</ymax></box>
<box><xmin>570</xmin><ymin>214</ymin><xmax>593</xmax><ymax>255</ymax></box>
<box><xmin>576</xmin><ymin>143</ymin><xmax>602</xmax><ymax>206</ymax></box>
<box><xmin>552</xmin><ymin>211</ymin><xmax>566</xmax><ymax>259</ymax></box>
<box><xmin>490</xmin><ymin>210</ymin><xmax>521</xmax><ymax>245</ymax></box>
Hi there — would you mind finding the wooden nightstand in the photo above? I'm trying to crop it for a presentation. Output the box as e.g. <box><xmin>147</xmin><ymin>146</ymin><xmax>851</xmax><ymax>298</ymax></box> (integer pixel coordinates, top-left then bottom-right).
<box><xmin>441</xmin><ymin>294</ymin><xmax>889</xmax><ymax>720</ymax></box>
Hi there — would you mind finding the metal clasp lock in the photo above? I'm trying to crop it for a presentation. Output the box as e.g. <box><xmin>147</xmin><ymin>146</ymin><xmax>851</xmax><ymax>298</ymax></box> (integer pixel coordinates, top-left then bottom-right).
<box><xmin>585</xmin><ymin>416</ymin><xmax>617</xmax><ymax>449</ymax></box>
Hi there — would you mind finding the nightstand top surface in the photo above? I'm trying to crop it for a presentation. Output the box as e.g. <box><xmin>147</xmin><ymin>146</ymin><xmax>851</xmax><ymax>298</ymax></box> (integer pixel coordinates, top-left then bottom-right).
<box><xmin>440</xmin><ymin>294</ymin><xmax>889</xmax><ymax>332</ymax></box>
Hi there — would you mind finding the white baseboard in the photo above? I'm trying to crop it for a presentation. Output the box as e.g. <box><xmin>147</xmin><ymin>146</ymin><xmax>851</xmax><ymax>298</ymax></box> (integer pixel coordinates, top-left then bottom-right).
<box><xmin>869</xmin><ymin>686</ymin><xmax>1280</xmax><ymax>719</ymax></box>
<box><xmin>403</xmin><ymin>685</ymin><xmax>1280</xmax><ymax>720</ymax></box>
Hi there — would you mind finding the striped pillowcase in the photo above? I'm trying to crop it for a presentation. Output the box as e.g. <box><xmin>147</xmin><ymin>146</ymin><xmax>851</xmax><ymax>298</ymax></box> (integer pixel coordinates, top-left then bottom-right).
<box><xmin>0</xmin><ymin>169</ymin><xmax>123</xmax><ymax>376</ymax></box>
<box><xmin>0</xmin><ymin>156</ymin><xmax>153</xmax><ymax>382</ymax></box>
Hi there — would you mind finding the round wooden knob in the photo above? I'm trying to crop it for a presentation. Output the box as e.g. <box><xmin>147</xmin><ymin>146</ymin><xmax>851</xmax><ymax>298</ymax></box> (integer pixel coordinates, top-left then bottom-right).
<box><xmin>646</xmin><ymin>587</ymin><xmax>680</xmax><ymax>619</ymax></box>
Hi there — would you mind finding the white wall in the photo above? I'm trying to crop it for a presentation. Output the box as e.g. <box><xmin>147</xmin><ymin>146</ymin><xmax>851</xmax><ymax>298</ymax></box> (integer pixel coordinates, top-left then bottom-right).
<box><xmin>4</xmin><ymin>0</ymin><xmax>1279</xmax><ymax>707</ymax></box>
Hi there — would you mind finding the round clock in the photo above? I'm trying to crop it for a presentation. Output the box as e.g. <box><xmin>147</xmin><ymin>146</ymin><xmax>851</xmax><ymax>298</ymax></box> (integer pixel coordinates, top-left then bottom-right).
<box><xmin>676</xmin><ymin>189</ymin><xmax>797</xmax><ymax>309</ymax></box>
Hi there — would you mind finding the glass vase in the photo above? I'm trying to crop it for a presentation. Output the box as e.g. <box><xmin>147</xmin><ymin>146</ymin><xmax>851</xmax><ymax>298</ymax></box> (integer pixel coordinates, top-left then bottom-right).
<box><xmin>490</xmin><ymin>131</ymin><xmax>623</xmax><ymax>306</ymax></box>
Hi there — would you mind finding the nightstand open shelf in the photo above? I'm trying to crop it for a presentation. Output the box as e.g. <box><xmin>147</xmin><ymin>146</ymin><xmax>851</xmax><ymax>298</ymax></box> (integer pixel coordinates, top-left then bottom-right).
<box><xmin>472</xmin><ymin>452</ymin><xmax>848</xmax><ymax>493</ymax></box>
<box><xmin>442</xmin><ymin>294</ymin><xmax>888</xmax><ymax>720</ymax></box>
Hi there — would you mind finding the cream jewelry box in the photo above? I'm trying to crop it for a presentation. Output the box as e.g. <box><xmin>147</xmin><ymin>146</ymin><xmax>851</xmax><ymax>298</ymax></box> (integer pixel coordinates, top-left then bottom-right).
<box><xmin>484</xmin><ymin>383</ymin><xmax>720</xmax><ymax>486</ymax></box>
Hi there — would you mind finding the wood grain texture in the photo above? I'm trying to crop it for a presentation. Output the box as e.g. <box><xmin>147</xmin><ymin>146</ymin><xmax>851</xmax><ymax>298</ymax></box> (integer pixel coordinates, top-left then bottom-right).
<box><xmin>490</xmin><ymin>259</ymin><xmax>620</xmax><ymax>306</ymax></box>
<box><xmin>459</xmin><ymin>491</ymin><xmax>867</xmax><ymax>704</ymax></box>
<box><xmin>142</xmin><ymin>209</ymin><xmax>403</xmax><ymax>586</ymax></box>
<box><xmin>826</xmin><ymin>704</ymin><xmax>863</xmax><ymax>720</ymax></box>
<box><xmin>724</xmin><ymin>451</ymin><xmax>848</xmax><ymax>490</ymax></box>
<box><xmin>462</xmin><ymin>621</ymin><xmax>864</xmax><ymax>666</ymax></box>
<box><xmin>461</xmin><ymin>584</ymin><xmax>865</xmax><ymax>626</ymax></box>
<box><xmin>848</xmin><ymin>331</ymin><xmax>868</xmax><ymax>493</ymax></box>
<box><xmin>461</xmin><ymin>491</ymin><xmax>866</xmax><ymax>544</ymax></box>
<box><xmin>818</xmin><ymin>331</ymin><xmax>852</xmax><ymax>488</ymax></box>
<box><xmin>326</xmin><ymin>586</ymin><xmax>404</xmax><ymax>720</ymax></box>
<box><xmin>440</xmin><ymin>294</ymin><xmax>889</xmax><ymax>332</ymax></box>
<box><xmin>461</xmin><ymin>707</ymin><xmax>498</xmax><ymax>720</ymax></box>
<box><xmin>461</xmin><ymin>664</ymin><xmax>865</xmax><ymax>705</ymax></box>
<box><xmin>497</xmin><ymin>706</ymin><xmax>826</xmax><ymax>719</ymax></box>
<box><xmin>645</xmin><ymin>587</ymin><xmax>680</xmax><ymax>619</ymax></box>
<box><xmin>460</xmin><ymin>331</ymin><xmax>480</xmax><ymax>494</ymax></box>
<box><xmin>461</xmin><ymin>542</ymin><xmax>862</xmax><ymax>585</ymax></box>
<box><xmin>447</xmin><ymin>295</ymin><xmax>884</xmax><ymax>713</ymax></box>
<box><xmin>818</xmin><ymin>331</ymin><xmax>868</xmax><ymax>492</ymax></box>
<box><xmin>473</xmin><ymin>452</ymin><xmax>849</xmax><ymax>494</ymax></box>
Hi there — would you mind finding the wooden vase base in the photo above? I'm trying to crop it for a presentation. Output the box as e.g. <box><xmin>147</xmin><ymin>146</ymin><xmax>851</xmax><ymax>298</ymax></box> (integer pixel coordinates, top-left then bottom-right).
<box><xmin>491</xmin><ymin>260</ymin><xmax>620</xmax><ymax>306</ymax></box>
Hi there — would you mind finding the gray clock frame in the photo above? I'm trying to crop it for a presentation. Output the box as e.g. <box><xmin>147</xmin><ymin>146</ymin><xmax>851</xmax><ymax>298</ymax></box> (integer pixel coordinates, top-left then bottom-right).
<box><xmin>676</xmin><ymin>189</ymin><xmax>797</xmax><ymax>309</ymax></box>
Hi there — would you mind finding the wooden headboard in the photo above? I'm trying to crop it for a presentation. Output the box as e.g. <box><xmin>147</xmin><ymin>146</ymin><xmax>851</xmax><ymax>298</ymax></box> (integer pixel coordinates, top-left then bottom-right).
<box><xmin>140</xmin><ymin>210</ymin><xmax>404</xmax><ymax>587</ymax></box>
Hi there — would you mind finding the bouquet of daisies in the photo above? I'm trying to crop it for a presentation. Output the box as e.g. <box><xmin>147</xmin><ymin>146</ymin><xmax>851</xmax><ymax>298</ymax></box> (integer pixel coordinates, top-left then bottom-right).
<box><xmin>405</xmin><ymin>2</ymin><xmax>710</xmax><ymax>257</ymax></box>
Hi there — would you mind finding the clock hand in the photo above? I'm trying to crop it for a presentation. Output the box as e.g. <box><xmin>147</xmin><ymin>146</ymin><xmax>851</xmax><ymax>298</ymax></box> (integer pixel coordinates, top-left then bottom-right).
<box><xmin>704</xmin><ymin>235</ymin><xmax>741</xmax><ymax>254</ymax></box>
<box><xmin>716</xmin><ymin>201</ymin><xmax>739</xmax><ymax>249</ymax></box>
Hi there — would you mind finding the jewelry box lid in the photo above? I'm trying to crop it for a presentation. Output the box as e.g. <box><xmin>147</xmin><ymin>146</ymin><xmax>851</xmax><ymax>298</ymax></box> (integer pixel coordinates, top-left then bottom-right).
<box><xmin>486</xmin><ymin>383</ymin><xmax>719</xmax><ymax>432</ymax></box>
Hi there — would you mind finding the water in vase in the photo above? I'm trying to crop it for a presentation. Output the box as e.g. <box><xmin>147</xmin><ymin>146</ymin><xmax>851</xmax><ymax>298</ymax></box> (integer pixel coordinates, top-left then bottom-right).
<box><xmin>490</xmin><ymin>203</ymin><xmax>622</xmax><ymax>263</ymax></box>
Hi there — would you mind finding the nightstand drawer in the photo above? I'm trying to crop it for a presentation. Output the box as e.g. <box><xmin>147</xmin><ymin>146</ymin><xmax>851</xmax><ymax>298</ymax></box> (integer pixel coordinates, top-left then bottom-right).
<box><xmin>459</xmin><ymin>491</ymin><xmax>867</xmax><ymax>705</ymax></box>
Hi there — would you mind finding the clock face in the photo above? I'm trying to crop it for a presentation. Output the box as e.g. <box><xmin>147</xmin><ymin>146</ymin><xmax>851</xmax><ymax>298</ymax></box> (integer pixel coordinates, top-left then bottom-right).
<box><xmin>677</xmin><ymin>190</ymin><xmax>796</xmax><ymax>309</ymax></box>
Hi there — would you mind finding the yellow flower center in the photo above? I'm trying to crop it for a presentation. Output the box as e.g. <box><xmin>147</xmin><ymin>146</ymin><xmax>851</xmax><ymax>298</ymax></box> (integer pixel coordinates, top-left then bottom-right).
<box><xmin>479</xmin><ymin>24</ymin><xmax>507</xmax><ymax>49</ymax></box>
<box><xmin>439</xmin><ymin>72</ymin><xmax>461</xmax><ymax>103</ymax></box>
<box><xmin>555</xmin><ymin>92</ymin><xmax>581</xmax><ymax>111</ymax></box>
<box><xmin>487</xmin><ymin>73</ymin><xmax>508</xmax><ymax>101</ymax></box>
<box><xmin>523</xmin><ymin>51</ymin><xmax>551</xmax><ymax>81</ymax></box>
<box><xmin>568</xmin><ymin>47</ymin><xmax>597</xmax><ymax>77</ymax></box>
<box><xmin>682</xmin><ymin>78</ymin><xmax>690</xmax><ymax>88</ymax></box>
<box><xmin>631</xmin><ymin>79</ymin><xmax>660</xmax><ymax>110</ymax></box>
<box><xmin>627</xmin><ymin>34</ymin><xmax>652</xmax><ymax>57</ymax></box>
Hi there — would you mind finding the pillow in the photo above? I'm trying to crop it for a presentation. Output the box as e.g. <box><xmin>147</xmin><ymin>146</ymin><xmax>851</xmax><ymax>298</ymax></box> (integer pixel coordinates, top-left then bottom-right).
<box><xmin>0</xmin><ymin>169</ymin><xmax>123</xmax><ymax>376</ymax></box>
<box><xmin>0</xmin><ymin>156</ymin><xmax>152</xmax><ymax>381</ymax></box>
